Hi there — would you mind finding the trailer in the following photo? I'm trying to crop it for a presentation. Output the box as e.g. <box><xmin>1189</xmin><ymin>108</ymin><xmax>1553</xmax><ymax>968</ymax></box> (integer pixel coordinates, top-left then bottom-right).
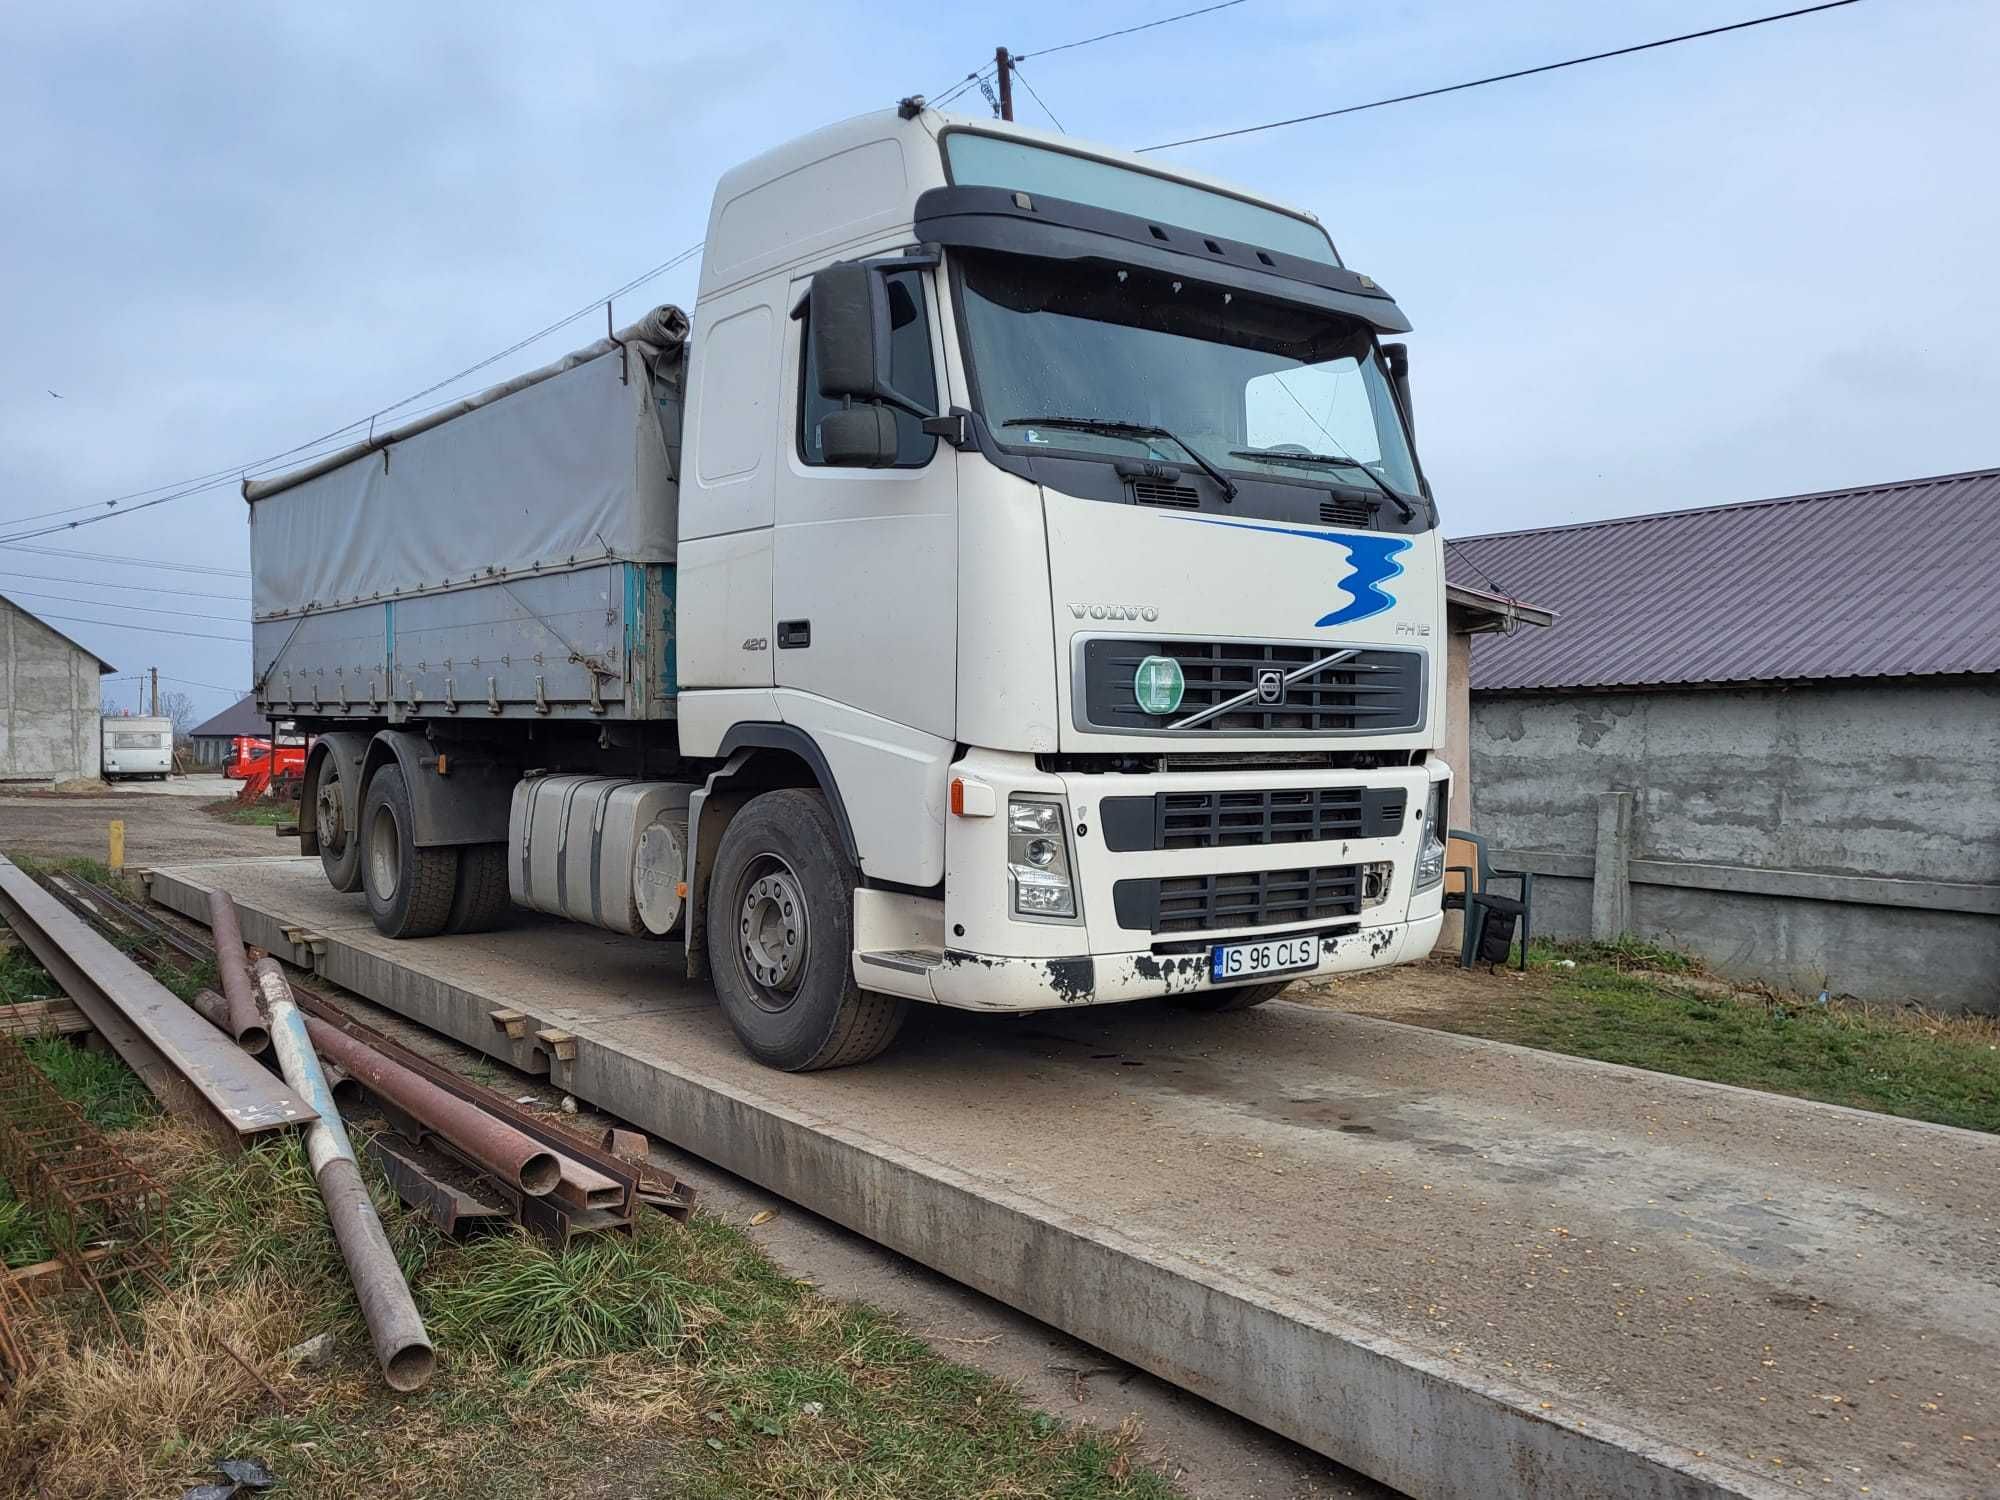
<box><xmin>101</xmin><ymin>715</ymin><xmax>173</xmax><ymax>781</ymax></box>
<box><xmin>252</xmin><ymin>106</ymin><xmax>1450</xmax><ymax>1070</ymax></box>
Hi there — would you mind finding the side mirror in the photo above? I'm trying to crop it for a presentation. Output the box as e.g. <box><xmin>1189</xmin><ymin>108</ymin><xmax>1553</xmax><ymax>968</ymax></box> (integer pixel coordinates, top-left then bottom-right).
<box><xmin>809</xmin><ymin>261</ymin><xmax>935</xmax><ymax>417</ymax></box>
<box><xmin>1380</xmin><ymin>341</ymin><xmax>1414</xmax><ymax>434</ymax></box>
<box><xmin>817</xmin><ymin>406</ymin><xmax>898</xmax><ymax>468</ymax></box>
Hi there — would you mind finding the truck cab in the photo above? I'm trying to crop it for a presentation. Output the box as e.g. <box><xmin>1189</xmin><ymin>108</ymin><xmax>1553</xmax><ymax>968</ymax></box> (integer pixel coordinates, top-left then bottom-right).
<box><xmin>258</xmin><ymin>106</ymin><xmax>1448</xmax><ymax>1071</ymax></box>
<box><xmin>675</xmin><ymin>108</ymin><xmax>1447</xmax><ymax>1031</ymax></box>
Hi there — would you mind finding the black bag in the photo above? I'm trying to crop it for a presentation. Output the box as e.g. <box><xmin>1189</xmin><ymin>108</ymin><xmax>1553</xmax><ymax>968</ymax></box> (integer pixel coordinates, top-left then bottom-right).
<box><xmin>1475</xmin><ymin>895</ymin><xmax>1523</xmax><ymax>963</ymax></box>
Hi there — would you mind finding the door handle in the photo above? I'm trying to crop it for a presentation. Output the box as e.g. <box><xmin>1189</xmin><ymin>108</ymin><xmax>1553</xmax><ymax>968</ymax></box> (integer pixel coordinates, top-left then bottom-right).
<box><xmin>777</xmin><ymin>619</ymin><xmax>812</xmax><ymax>649</ymax></box>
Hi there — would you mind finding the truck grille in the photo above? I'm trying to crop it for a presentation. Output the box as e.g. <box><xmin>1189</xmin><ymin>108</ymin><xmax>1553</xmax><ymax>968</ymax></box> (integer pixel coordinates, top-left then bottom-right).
<box><xmin>1100</xmin><ymin>786</ymin><xmax>1406</xmax><ymax>851</ymax></box>
<box><xmin>1114</xmin><ymin>864</ymin><xmax>1365</xmax><ymax>933</ymax></box>
<box><xmin>1077</xmin><ymin>639</ymin><xmax>1423</xmax><ymax>735</ymax></box>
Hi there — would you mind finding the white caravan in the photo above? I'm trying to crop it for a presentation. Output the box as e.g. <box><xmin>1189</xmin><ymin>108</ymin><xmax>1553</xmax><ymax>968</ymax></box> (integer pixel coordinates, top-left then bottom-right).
<box><xmin>102</xmin><ymin>715</ymin><xmax>174</xmax><ymax>780</ymax></box>
<box><xmin>249</xmin><ymin>106</ymin><xmax>1451</xmax><ymax>1070</ymax></box>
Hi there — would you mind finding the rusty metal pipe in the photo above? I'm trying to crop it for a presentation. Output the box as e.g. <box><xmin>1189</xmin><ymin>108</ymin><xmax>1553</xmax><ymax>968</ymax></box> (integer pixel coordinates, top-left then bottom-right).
<box><xmin>300</xmin><ymin>1012</ymin><xmax>561</xmax><ymax>1197</ymax></box>
<box><xmin>189</xmin><ymin>986</ymin><xmax>232</xmax><ymax>1034</ymax></box>
<box><xmin>206</xmin><ymin>892</ymin><xmax>271</xmax><ymax>1055</ymax></box>
<box><xmin>253</xmin><ymin>959</ymin><xmax>433</xmax><ymax>1392</ymax></box>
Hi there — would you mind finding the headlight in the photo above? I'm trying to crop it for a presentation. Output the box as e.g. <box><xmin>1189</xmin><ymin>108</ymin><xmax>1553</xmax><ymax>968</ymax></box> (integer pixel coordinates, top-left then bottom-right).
<box><xmin>1414</xmin><ymin>778</ymin><xmax>1449</xmax><ymax>890</ymax></box>
<box><xmin>1008</xmin><ymin>795</ymin><xmax>1077</xmax><ymax>918</ymax></box>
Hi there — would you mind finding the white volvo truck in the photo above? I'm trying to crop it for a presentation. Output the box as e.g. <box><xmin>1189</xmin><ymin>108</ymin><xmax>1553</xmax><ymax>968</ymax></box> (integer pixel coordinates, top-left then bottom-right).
<box><xmin>250</xmin><ymin>105</ymin><xmax>1450</xmax><ymax>1070</ymax></box>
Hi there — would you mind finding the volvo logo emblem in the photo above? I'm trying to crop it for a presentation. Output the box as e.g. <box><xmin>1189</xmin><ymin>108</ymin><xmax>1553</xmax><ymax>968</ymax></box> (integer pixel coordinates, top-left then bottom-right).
<box><xmin>1256</xmin><ymin>668</ymin><xmax>1285</xmax><ymax>704</ymax></box>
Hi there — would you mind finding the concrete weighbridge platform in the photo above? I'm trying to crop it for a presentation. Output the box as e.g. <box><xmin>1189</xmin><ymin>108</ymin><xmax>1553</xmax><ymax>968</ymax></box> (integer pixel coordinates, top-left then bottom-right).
<box><xmin>147</xmin><ymin>859</ymin><xmax>1997</xmax><ymax>1500</ymax></box>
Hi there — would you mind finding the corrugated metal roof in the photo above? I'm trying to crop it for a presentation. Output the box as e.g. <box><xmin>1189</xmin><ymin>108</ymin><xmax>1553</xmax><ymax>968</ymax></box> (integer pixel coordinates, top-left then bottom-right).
<box><xmin>188</xmin><ymin>695</ymin><xmax>267</xmax><ymax>740</ymax></box>
<box><xmin>1447</xmin><ymin>467</ymin><xmax>2000</xmax><ymax>692</ymax></box>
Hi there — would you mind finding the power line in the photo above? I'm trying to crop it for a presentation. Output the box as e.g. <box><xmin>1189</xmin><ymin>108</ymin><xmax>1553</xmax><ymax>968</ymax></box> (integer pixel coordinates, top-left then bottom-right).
<box><xmin>1139</xmin><ymin>0</ymin><xmax>1863</xmax><ymax>151</ymax></box>
<box><xmin>0</xmin><ymin>541</ymin><xmax>249</xmax><ymax>577</ymax></box>
<box><xmin>1009</xmin><ymin>62</ymin><xmax>1066</xmax><ymax>132</ymax></box>
<box><xmin>1017</xmin><ymin>0</ymin><xmax>1250</xmax><ymax>61</ymax></box>
<box><xmin>0</xmin><ymin>240</ymin><xmax>705</xmax><ymax>543</ymax></box>
<box><xmin>0</xmin><ymin>585</ymin><xmax>247</xmax><ymax>624</ymax></box>
<box><xmin>0</xmin><ymin>569</ymin><xmax>245</xmax><ymax>601</ymax></box>
<box><xmin>160</xmin><ymin>674</ymin><xmax>251</xmax><ymax>696</ymax></box>
<box><xmin>924</xmin><ymin>1</ymin><xmax>1246</xmax><ymax>113</ymax></box>
<box><xmin>22</xmin><ymin>609</ymin><xmax>250</xmax><ymax>643</ymax></box>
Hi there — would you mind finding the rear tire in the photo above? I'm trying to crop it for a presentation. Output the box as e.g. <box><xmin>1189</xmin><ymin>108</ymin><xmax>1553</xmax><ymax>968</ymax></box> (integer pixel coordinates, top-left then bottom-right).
<box><xmin>707</xmin><ymin>789</ymin><xmax>907</xmax><ymax>1071</ymax></box>
<box><xmin>1175</xmin><ymin>979</ymin><xmax>1292</xmax><ymax>1013</ymax></box>
<box><xmin>314</xmin><ymin>753</ymin><xmax>363</xmax><ymax>893</ymax></box>
<box><xmin>445</xmin><ymin>842</ymin><xmax>511</xmax><ymax>934</ymax></box>
<box><xmin>360</xmin><ymin>765</ymin><xmax>457</xmax><ymax>939</ymax></box>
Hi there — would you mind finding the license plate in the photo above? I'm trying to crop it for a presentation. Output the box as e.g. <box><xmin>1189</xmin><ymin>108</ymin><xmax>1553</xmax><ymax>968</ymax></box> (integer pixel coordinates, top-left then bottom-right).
<box><xmin>1209</xmin><ymin>935</ymin><xmax>1317</xmax><ymax>983</ymax></box>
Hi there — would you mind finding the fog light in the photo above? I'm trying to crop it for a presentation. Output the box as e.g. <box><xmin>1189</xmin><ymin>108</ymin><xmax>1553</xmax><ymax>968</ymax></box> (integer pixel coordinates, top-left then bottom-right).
<box><xmin>1361</xmin><ymin>860</ymin><xmax>1393</xmax><ymax>908</ymax></box>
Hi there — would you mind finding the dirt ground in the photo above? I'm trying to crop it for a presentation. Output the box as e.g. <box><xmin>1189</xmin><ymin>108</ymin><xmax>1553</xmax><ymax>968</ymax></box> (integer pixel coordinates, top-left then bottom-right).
<box><xmin>0</xmin><ymin>779</ymin><xmax>280</xmax><ymax>866</ymax></box>
<box><xmin>1283</xmin><ymin>956</ymin><xmax>1544</xmax><ymax>1024</ymax></box>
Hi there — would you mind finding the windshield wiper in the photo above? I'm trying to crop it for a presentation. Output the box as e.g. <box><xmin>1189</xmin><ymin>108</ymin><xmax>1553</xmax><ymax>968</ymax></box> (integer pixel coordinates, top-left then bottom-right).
<box><xmin>1007</xmin><ymin>415</ymin><xmax>1238</xmax><ymax>501</ymax></box>
<box><xmin>1228</xmin><ymin>448</ymin><xmax>1416</xmax><ymax>522</ymax></box>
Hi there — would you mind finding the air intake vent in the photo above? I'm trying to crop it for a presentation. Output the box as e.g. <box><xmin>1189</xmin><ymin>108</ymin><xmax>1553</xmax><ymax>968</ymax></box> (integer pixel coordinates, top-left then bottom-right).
<box><xmin>1132</xmin><ymin>479</ymin><xmax>1200</xmax><ymax>509</ymax></box>
<box><xmin>1320</xmin><ymin>497</ymin><xmax>1374</xmax><ymax>527</ymax></box>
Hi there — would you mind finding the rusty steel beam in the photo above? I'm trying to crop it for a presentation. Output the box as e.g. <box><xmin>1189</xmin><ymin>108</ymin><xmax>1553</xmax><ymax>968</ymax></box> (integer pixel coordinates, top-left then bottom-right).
<box><xmin>77</xmin><ymin>871</ymin><xmax>692</xmax><ymax>1220</ymax></box>
<box><xmin>206</xmin><ymin>892</ymin><xmax>272</xmax><ymax>1055</ymax></box>
<box><xmin>0</xmin><ymin>857</ymin><xmax>308</xmax><ymax>1143</ymax></box>
<box><xmin>364</xmin><ymin>1135</ymin><xmax>510</xmax><ymax>1238</ymax></box>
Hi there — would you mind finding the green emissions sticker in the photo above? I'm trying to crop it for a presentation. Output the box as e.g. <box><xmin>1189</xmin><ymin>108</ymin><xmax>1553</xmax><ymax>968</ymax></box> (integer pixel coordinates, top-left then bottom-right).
<box><xmin>1134</xmin><ymin>655</ymin><xmax>1185</xmax><ymax>715</ymax></box>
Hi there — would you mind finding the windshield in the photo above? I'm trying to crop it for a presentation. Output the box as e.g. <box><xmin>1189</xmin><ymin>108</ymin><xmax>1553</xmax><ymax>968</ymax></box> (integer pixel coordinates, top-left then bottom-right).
<box><xmin>955</xmin><ymin>252</ymin><xmax>1419</xmax><ymax>498</ymax></box>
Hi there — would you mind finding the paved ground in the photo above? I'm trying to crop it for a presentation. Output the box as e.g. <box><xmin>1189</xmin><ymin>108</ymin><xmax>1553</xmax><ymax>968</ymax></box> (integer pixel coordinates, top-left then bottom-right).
<box><xmin>153</xmin><ymin>857</ymin><xmax>2000</xmax><ymax>1500</ymax></box>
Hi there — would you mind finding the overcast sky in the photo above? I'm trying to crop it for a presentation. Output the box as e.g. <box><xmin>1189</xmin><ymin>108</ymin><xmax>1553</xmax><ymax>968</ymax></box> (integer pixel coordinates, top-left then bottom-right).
<box><xmin>1</xmin><ymin>0</ymin><xmax>1992</xmax><ymax>715</ymax></box>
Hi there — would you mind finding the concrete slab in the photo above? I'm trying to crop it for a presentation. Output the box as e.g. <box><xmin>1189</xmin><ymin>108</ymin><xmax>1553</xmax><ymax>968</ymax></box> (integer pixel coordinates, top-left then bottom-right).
<box><xmin>147</xmin><ymin>858</ymin><xmax>1999</xmax><ymax>1500</ymax></box>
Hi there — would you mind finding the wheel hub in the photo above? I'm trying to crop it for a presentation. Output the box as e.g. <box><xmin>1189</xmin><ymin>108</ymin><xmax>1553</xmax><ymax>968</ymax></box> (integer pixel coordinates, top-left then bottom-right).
<box><xmin>315</xmin><ymin>778</ymin><xmax>346</xmax><ymax>850</ymax></box>
<box><xmin>738</xmin><ymin>865</ymin><xmax>807</xmax><ymax>992</ymax></box>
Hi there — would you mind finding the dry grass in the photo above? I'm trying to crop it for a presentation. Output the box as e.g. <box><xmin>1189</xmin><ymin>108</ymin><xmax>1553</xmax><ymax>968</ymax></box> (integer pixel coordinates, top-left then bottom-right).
<box><xmin>0</xmin><ymin>1280</ymin><xmax>310</xmax><ymax>1499</ymax></box>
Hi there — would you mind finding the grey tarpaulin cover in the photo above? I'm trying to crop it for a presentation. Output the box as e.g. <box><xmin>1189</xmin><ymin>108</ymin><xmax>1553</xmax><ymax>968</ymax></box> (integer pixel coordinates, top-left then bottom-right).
<box><xmin>246</xmin><ymin>306</ymin><xmax>689</xmax><ymax>618</ymax></box>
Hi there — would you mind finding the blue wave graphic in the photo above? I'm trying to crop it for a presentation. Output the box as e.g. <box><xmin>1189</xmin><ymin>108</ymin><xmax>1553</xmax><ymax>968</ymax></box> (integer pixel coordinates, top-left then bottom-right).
<box><xmin>1167</xmin><ymin>517</ymin><xmax>1410</xmax><ymax>627</ymax></box>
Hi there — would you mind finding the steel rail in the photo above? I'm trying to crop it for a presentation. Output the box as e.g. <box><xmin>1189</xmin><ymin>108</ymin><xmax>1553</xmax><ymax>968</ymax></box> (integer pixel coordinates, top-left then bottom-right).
<box><xmin>0</xmin><ymin>856</ymin><xmax>308</xmax><ymax>1143</ymax></box>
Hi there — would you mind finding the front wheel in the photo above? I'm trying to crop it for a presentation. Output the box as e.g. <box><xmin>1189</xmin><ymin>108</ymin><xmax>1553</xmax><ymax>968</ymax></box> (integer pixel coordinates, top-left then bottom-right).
<box><xmin>1174</xmin><ymin>979</ymin><xmax>1293</xmax><ymax>1013</ymax></box>
<box><xmin>360</xmin><ymin>764</ymin><xmax>458</xmax><ymax>939</ymax></box>
<box><xmin>707</xmin><ymin>789</ymin><xmax>907</xmax><ymax>1071</ymax></box>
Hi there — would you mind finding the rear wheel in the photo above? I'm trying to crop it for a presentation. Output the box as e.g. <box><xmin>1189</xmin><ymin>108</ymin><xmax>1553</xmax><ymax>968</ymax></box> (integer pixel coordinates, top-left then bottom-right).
<box><xmin>1175</xmin><ymin>979</ymin><xmax>1292</xmax><ymax>1013</ymax></box>
<box><xmin>445</xmin><ymin>842</ymin><xmax>511</xmax><ymax>934</ymax></box>
<box><xmin>707</xmin><ymin>789</ymin><xmax>907</xmax><ymax>1071</ymax></box>
<box><xmin>314</xmin><ymin>753</ymin><xmax>363</xmax><ymax>893</ymax></box>
<box><xmin>360</xmin><ymin>765</ymin><xmax>457</xmax><ymax>938</ymax></box>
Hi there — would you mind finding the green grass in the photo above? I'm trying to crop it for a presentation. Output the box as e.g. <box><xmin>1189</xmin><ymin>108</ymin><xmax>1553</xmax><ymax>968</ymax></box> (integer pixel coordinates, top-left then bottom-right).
<box><xmin>1</xmin><ymin>942</ymin><xmax>55</xmax><ymax>1005</ymax></box>
<box><xmin>0</xmin><ymin>1185</ymin><xmax>52</xmax><ymax>1269</ymax></box>
<box><xmin>1447</xmin><ymin>943</ymin><xmax>2000</xmax><ymax>1133</ymax></box>
<box><xmin>18</xmin><ymin>1036</ymin><xmax>157</xmax><ymax>1132</ymax></box>
<box><xmin>208</xmin><ymin>797</ymin><xmax>299</xmax><ymax>827</ymax></box>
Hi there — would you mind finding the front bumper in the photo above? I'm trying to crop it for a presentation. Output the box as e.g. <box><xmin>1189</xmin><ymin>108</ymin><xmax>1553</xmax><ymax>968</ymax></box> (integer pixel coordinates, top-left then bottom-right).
<box><xmin>927</xmin><ymin>911</ymin><xmax>1444</xmax><ymax>1011</ymax></box>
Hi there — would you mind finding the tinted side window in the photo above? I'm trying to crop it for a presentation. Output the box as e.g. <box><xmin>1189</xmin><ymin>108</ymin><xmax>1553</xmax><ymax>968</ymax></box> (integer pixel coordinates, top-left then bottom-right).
<box><xmin>799</xmin><ymin>268</ymin><xmax>939</xmax><ymax>467</ymax></box>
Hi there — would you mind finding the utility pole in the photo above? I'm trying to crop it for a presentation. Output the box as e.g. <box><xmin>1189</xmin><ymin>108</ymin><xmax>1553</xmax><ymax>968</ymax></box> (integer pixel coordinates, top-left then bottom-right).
<box><xmin>994</xmin><ymin>46</ymin><xmax>1014</xmax><ymax>122</ymax></box>
<box><xmin>149</xmin><ymin>666</ymin><xmax>159</xmax><ymax>717</ymax></box>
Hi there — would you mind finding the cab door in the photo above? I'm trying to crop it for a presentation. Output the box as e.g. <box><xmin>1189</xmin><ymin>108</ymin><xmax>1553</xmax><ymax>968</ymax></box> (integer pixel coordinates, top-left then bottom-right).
<box><xmin>771</xmin><ymin>265</ymin><xmax>957</xmax><ymax>739</ymax></box>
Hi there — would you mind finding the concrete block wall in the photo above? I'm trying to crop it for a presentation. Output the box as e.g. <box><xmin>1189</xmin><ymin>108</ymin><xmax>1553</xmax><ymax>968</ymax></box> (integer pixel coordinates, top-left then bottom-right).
<box><xmin>1469</xmin><ymin>678</ymin><xmax>2000</xmax><ymax>1012</ymax></box>
<box><xmin>0</xmin><ymin>601</ymin><xmax>103</xmax><ymax>781</ymax></box>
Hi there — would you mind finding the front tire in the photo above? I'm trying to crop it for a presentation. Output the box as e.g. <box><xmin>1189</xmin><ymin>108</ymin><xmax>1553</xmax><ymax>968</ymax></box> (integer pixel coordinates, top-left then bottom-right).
<box><xmin>1175</xmin><ymin>979</ymin><xmax>1292</xmax><ymax>1013</ymax></box>
<box><xmin>360</xmin><ymin>765</ymin><xmax>458</xmax><ymax>939</ymax></box>
<box><xmin>707</xmin><ymin>789</ymin><xmax>907</xmax><ymax>1071</ymax></box>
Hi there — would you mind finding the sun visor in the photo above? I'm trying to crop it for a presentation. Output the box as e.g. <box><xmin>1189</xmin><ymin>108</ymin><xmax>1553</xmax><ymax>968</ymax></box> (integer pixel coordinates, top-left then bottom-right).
<box><xmin>914</xmin><ymin>186</ymin><xmax>1412</xmax><ymax>335</ymax></box>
